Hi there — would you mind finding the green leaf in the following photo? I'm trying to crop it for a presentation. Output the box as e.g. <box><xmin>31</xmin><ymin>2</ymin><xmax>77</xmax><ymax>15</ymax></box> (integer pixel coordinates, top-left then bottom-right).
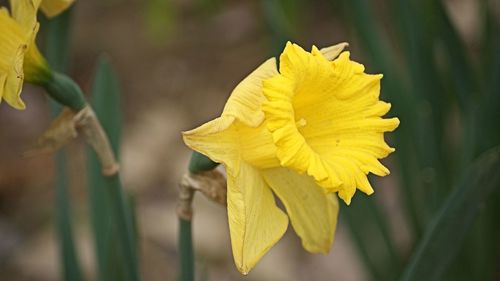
<box><xmin>90</xmin><ymin>56</ymin><xmax>122</xmax><ymax>155</ymax></box>
<box><xmin>399</xmin><ymin>147</ymin><xmax>500</xmax><ymax>281</ymax></box>
<box><xmin>389</xmin><ymin>0</ymin><xmax>452</xmax><ymax>210</ymax></box>
<box><xmin>88</xmin><ymin>56</ymin><xmax>139</xmax><ymax>281</ymax></box>
<box><xmin>433</xmin><ymin>0</ymin><xmax>478</xmax><ymax>112</ymax></box>
<box><xmin>53</xmin><ymin>152</ymin><xmax>85</xmax><ymax>281</ymax></box>
<box><xmin>41</xmin><ymin>8</ymin><xmax>85</xmax><ymax>281</ymax></box>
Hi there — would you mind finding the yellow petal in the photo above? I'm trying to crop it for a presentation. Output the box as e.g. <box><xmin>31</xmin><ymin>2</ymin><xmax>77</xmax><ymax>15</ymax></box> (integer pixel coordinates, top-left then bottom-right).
<box><xmin>183</xmin><ymin>58</ymin><xmax>280</xmax><ymax>170</ymax></box>
<box><xmin>262</xmin><ymin>168</ymin><xmax>339</xmax><ymax>253</ymax></box>
<box><xmin>182</xmin><ymin>116</ymin><xmax>239</xmax><ymax>168</ymax></box>
<box><xmin>183</xmin><ymin>115</ymin><xmax>281</xmax><ymax>171</ymax></box>
<box><xmin>263</xmin><ymin>42</ymin><xmax>399</xmax><ymax>204</ymax></box>
<box><xmin>9</xmin><ymin>0</ymin><xmax>41</xmax><ymax>31</ymax></box>
<box><xmin>222</xmin><ymin>58</ymin><xmax>278</xmax><ymax>127</ymax></box>
<box><xmin>23</xmin><ymin>22</ymin><xmax>51</xmax><ymax>84</ymax></box>
<box><xmin>317</xmin><ymin>42</ymin><xmax>349</xmax><ymax>61</ymax></box>
<box><xmin>40</xmin><ymin>0</ymin><xmax>75</xmax><ymax>18</ymax></box>
<box><xmin>0</xmin><ymin>9</ymin><xmax>29</xmax><ymax>109</ymax></box>
<box><xmin>227</xmin><ymin>162</ymin><xmax>288</xmax><ymax>274</ymax></box>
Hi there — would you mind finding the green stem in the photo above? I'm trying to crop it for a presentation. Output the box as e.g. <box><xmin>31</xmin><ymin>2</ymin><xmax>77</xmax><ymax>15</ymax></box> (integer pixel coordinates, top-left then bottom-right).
<box><xmin>42</xmin><ymin>8</ymin><xmax>74</xmax><ymax>73</ymax></box>
<box><xmin>178</xmin><ymin>152</ymin><xmax>218</xmax><ymax>280</ymax></box>
<box><xmin>179</xmin><ymin>218</ymin><xmax>195</xmax><ymax>281</ymax></box>
<box><xmin>42</xmin><ymin>7</ymin><xmax>84</xmax><ymax>281</ymax></box>
<box><xmin>188</xmin><ymin>151</ymin><xmax>219</xmax><ymax>173</ymax></box>
<box><xmin>87</xmin><ymin>154</ymin><xmax>111</xmax><ymax>281</ymax></box>
<box><xmin>54</xmin><ymin>152</ymin><xmax>84</xmax><ymax>281</ymax></box>
<box><xmin>106</xmin><ymin>174</ymin><xmax>140</xmax><ymax>281</ymax></box>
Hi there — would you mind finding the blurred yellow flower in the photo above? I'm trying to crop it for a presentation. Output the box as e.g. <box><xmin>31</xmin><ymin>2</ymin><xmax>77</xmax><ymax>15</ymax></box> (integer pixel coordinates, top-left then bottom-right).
<box><xmin>0</xmin><ymin>1</ymin><xmax>39</xmax><ymax>110</ymax></box>
<box><xmin>0</xmin><ymin>0</ymin><xmax>74</xmax><ymax>109</ymax></box>
<box><xmin>182</xmin><ymin>42</ymin><xmax>399</xmax><ymax>274</ymax></box>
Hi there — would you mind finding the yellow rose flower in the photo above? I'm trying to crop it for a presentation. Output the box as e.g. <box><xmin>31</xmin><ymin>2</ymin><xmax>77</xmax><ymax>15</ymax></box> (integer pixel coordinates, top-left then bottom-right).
<box><xmin>182</xmin><ymin>42</ymin><xmax>399</xmax><ymax>274</ymax></box>
<box><xmin>0</xmin><ymin>0</ymin><xmax>75</xmax><ymax>109</ymax></box>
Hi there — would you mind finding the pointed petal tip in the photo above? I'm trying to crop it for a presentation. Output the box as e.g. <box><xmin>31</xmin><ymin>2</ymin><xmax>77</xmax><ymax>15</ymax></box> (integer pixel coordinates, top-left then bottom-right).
<box><xmin>388</xmin><ymin>117</ymin><xmax>401</xmax><ymax>131</ymax></box>
<box><xmin>11</xmin><ymin>101</ymin><xmax>26</xmax><ymax>110</ymax></box>
<box><xmin>236</xmin><ymin>264</ymin><xmax>250</xmax><ymax>275</ymax></box>
<box><xmin>338</xmin><ymin>192</ymin><xmax>352</xmax><ymax>205</ymax></box>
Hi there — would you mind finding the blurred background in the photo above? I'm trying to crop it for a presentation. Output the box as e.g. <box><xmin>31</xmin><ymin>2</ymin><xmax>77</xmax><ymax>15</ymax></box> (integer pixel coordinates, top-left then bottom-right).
<box><xmin>0</xmin><ymin>0</ymin><xmax>499</xmax><ymax>280</ymax></box>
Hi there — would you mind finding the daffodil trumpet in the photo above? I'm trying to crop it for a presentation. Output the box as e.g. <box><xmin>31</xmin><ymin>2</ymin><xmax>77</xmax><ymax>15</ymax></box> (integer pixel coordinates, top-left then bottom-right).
<box><xmin>182</xmin><ymin>42</ymin><xmax>400</xmax><ymax>274</ymax></box>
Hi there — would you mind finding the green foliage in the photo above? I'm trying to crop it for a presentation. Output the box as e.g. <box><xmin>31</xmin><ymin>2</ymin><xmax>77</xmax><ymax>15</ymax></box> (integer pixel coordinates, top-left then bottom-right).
<box><xmin>332</xmin><ymin>0</ymin><xmax>500</xmax><ymax>280</ymax></box>
<box><xmin>400</xmin><ymin>147</ymin><xmax>500</xmax><ymax>281</ymax></box>
<box><xmin>88</xmin><ymin>56</ymin><xmax>140</xmax><ymax>281</ymax></box>
<box><xmin>42</xmin><ymin>7</ymin><xmax>85</xmax><ymax>281</ymax></box>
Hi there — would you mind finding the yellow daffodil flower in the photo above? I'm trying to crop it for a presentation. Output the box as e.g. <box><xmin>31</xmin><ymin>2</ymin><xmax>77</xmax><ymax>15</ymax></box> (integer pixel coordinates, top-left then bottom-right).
<box><xmin>182</xmin><ymin>42</ymin><xmax>399</xmax><ymax>274</ymax></box>
<box><xmin>0</xmin><ymin>8</ymin><xmax>30</xmax><ymax>109</ymax></box>
<box><xmin>0</xmin><ymin>0</ymin><xmax>74</xmax><ymax>109</ymax></box>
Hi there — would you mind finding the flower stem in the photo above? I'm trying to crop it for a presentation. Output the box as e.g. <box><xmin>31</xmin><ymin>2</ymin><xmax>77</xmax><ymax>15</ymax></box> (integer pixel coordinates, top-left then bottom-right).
<box><xmin>106</xmin><ymin>174</ymin><xmax>140</xmax><ymax>281</ymax></box>
<box><xmin>178</xmin><ymin>218</ymin><xmax>195</xmax><ymax>281</ymax></box>
<box><xmin>54</xmin><ymin>152</ymin><xmax>85</xmax><ymax>281</ymax></box>
<box><xmin>178</xmin><ymin>152</ymin><xmax>219</xmax><ymax>281</ymax></box>
<box><xmin>42</xmin><ymin>7</ymin><xmax>84</xmax><ymax>281</ymax></box>
<box><xmin>189</xmin><ymin>151</ymin><xmax>219</xmax><ymax>173</ymax></box>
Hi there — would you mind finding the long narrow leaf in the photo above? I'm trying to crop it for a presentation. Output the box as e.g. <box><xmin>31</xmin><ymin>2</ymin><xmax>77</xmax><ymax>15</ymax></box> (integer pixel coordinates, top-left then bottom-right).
<box><xmin>390</xmin><ymin>0</ymin><xmax>452</xmax><ymax>210</ymax></box>
<box><xmin>88</xmin><ymin>56</ymin><xmax>139</xmax><ymax>281</ymax></box>
<box><xmin>42</xmin><ymin>7</ymin><xmax>85</xmax><ymax>281</ymax></box>
<box><xmin>399</xmin><ymin>147</ymin><xmax>500</xmax><ymax>281</ymax></box>
<box><xmin>433</xmin><ymin>0</ymin><xmax>478</xmax><ymax>112</ymax></box>
<box><xmin>87</xmin><ymin>57</ymin><xmax>114</xmax><ymax>281</ymax></box>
